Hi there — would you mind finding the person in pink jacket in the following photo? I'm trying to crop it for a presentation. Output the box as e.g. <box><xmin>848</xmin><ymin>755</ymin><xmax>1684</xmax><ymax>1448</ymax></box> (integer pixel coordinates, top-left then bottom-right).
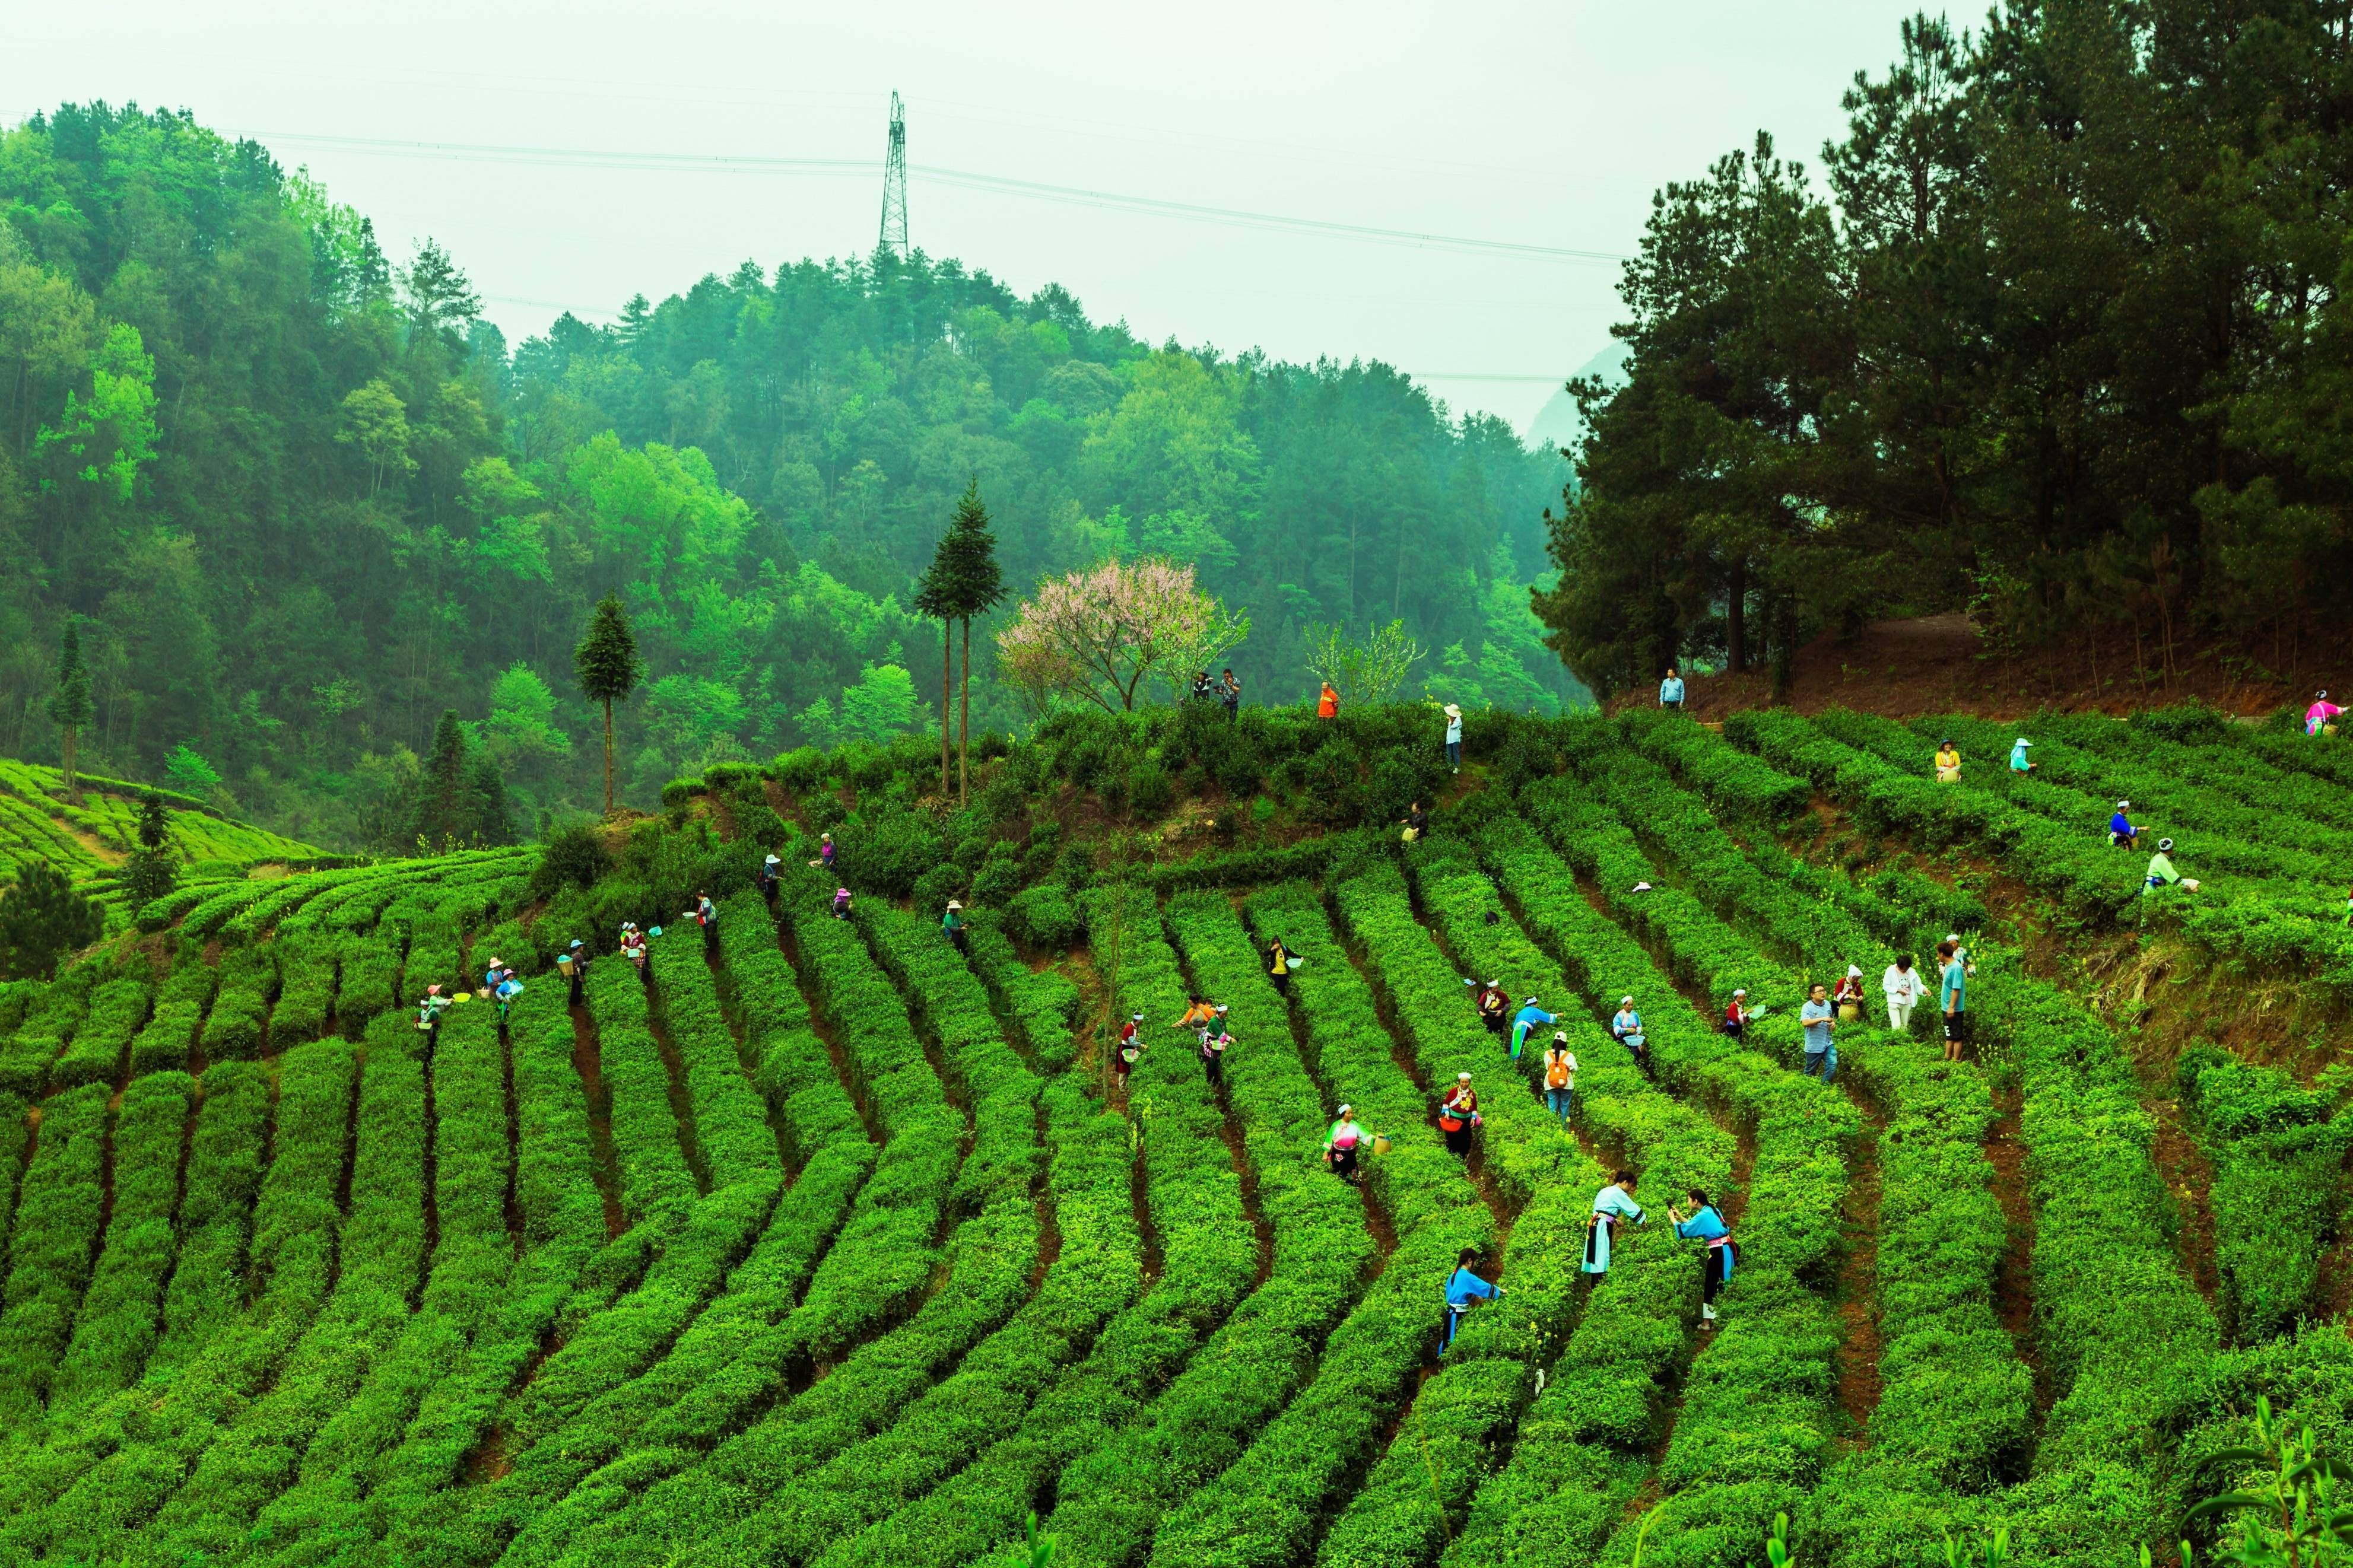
<box><xmin>2307</xmin><ymin>691</ymin><xmax>2343</xmax><ymax>737</ymax></box>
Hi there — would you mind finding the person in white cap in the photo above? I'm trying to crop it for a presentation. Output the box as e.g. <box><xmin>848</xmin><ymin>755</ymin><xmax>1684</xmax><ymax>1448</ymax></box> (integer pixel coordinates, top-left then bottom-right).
<box><xmin>2009</xmin><ymin>736</ymin><xmax>2035</xmax><ymax>773</ymax></box>
<box><xmin>2144</xmin><ymin>838</ymin><xmax>2199</xmax><ymax>896</ymax></box>
<box><xmin>1439</xmin><ymin>1073</ymin><xmax>1479</xmax><ymax>1156</ymax></box>
<box><xmin>942</xmin><ymin>899</ymin><xmax>967</xmax><ymax>954</ymax></box>
<box><xmin>1115</xmin><ymin>1012</ymin><xmax>1145</xmax><ymax>1084</ymax></box>
<box><xmin>1475</xmin><ymin>978</ymin><xmax>1510</xmax><ymax>1038</ymax></box>
<box><xmin>1443</xmin><ymin>704</ymin><xmax>1464</xmax><ymax>772</ymax></box>
<box><xmin>1542</xmin><ymin>1031</ymin><xmax>1579</xmax><ymax>1124</ymax></box>
<box><xmin>1323</xmin><ymin>1104</ymin><xmax>1368</xmax><ymax>1181</ymax></box>
<box><xmin>1881</xmin><ymin>954</ymin><xmax>1928</xmax><ymax>1032</ymax></box>
<box><xmin>758</xmin><ymin>853</ymin><xmax>782</xmax><ymax>899</ymax></box>
<box><xmin>1611</xmin><ymin>995</ymin><xmax>1649</xmax><ymax>1075</ymax></box>
<box><xmin>1722</xmin><ymin>988</ymin><xmax>1751</xmax><ymax>1040</ymax></box>
<box><xmin>1832</xmin><ymin>965</ymin><xmax>1866</xmax><ymax>1022</ymax></box>
<box><xmin>2109</xmin><ymin>801</ymin><xmax>2138</xmax><ymax>848</ymax></box>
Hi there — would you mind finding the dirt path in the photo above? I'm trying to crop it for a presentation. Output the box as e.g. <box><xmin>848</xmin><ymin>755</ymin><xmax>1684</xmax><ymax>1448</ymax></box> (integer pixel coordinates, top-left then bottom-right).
<box><xmin>565</xmin><ymin>1000</ymin><xmax>628</xmax><ymax>1241</ymax></box>
<box><xmin>2149</xmin><ymin>1095</ymin><xmax>2224</xmax><ymax>1319</ymax></box>
<box><xmin>641</xmin><ymin>980</ymin><xmax>715</xmax><ymax>1197</ymax></box>
<box><xmin>1831</xmin><ymin>1093</ymin><xmax>1886</xmax><ymax>1440</ymax></box>
<box><xmin>1984</xmin><ymin>1084</ymin><xmax>2050</xmax><ymax>1416</ymax></box>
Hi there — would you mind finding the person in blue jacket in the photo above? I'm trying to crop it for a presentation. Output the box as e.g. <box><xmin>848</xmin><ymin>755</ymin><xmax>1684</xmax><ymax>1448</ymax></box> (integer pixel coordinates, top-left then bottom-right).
<box><xmin>1659</xmin><ymin>667</ymin><xmax>1686</xmax><ymax>710</ymax></box>
<box><xmin>2109</xmin><ymin>800</ymin><xmax>2138</xmax><ymax>848</ymax></box>
<box><xmin>1670</xmin><ymin>1188</ymin><xmax>1736</xmax><ymax>1324</ymax></box>
<box><xmin>1510</xmin><ymin>996</ymin><xmax>1556</xmax><ymax>1062</ymax></box>
<box><xmin>1442</xmin><ymin>1246</ymin><xmax>1503</xmax><ymax>1352</ymax></box>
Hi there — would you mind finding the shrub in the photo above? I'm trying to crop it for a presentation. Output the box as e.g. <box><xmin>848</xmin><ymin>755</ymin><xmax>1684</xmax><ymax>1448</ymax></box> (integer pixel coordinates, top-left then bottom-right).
<box><xmin>836</xmin><ymin>810</ymin><xmax>942</xmax><ymax>898</ymax></box>
<box><xmin>912</xmin><ymin>861</ymin><xmax>969</xmax><ymax>911</ymax></box>
<box><xmin>534</xmin><ymin>816</ymin><xmax>612</xmax><ymax>894</ymax></box>
<box><xmin>1125</xmin><ymin>759</ymin><xmax>1175</xmax><ymax>818</ymax></box>
<box><xmin>769</xmin><ymin>746</ymin><xmax>830</xmax><ymax>793</ymax></box>
<box><xmin>969</xmin><ymin>844</ymin><xmax>1023</xmax><ymax>908</ymax></box>
<box><xmin>1003</xmin><ymin>883</ymin><xmax>1082</xmax><ymax>950</ymax></box>
<box><xmin>659</xmin><ymin>777</ymin><xmax>707</xmax><ymax>808</ymax></box>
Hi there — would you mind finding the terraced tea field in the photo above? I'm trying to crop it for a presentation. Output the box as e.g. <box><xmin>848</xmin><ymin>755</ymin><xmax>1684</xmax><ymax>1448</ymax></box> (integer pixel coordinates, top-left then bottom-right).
<box><xmin>0</xmin><ymin>709</ymin><xmax>2343</xmax><ymax>1568</ymax></box>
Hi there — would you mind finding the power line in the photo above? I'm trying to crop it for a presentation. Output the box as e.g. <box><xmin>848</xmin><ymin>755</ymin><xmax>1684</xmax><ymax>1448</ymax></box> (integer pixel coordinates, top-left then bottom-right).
<box><xmin>246</xmin><ymin>128</ymin><xmax>1630</xmax><ymax>265</ymax></box>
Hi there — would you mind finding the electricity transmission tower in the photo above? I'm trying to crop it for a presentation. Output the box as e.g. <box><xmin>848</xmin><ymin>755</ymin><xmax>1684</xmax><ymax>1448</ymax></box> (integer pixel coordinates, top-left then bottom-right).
<box><xmin>878</xmin><ymin>92</ymin><xmax>909</xmax><ymax>256</ymax></box>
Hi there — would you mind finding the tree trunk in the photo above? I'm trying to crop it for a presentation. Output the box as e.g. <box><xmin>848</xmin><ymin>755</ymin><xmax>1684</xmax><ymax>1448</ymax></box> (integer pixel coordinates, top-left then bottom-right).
<box><xmin>61</xmin><ymin>726</ymin><xmax>77</xmax><ymax>804</ymax></box>
<box><xmin>940</xmin><ymin>621</ymin><xmax>952</xmax><ymax>797</ymax></box>
<box><xmin>602</xmin><ymin>696</ymin><xmax>615</xmax><ymax>816</ymax></box>
<box><xmin>1726</xmin><ymin>561</ymin><xmax>1748</xmax><ymax>673</ymax></box>
<box><xmin>958</xmin><ymin>616</ymin><xmax>972</xmax><ymax>804</ymax></box>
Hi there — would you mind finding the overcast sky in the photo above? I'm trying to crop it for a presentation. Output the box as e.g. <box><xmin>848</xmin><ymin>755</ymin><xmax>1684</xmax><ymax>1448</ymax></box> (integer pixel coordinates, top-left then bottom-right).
<box><xmin>11</xmin><ymin>1</ymin><xmax>1932</xmax><ymax>435</ymax></box>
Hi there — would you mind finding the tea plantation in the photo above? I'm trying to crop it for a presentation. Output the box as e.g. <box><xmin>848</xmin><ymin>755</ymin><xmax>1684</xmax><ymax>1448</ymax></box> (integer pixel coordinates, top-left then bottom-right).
<box><xmin>0</xmin><ymin>704</ymin><xmax>2344</xmax><ymax>1568</ymax></box>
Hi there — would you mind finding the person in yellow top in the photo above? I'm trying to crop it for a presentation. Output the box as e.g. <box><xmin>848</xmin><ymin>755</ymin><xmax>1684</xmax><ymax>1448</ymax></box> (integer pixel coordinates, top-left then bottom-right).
<box><xmin>1934</xmin><ymin>739</ymin><xmax>1962</xmax><ymax>783</ymax></box>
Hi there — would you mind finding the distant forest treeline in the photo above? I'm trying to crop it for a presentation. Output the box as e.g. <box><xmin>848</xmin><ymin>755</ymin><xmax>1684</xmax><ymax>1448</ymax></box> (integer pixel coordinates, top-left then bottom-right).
<box><xmin>0</xmin><ymin>102</ymin><xmax>1581</xmax><ymax>848</ymax></box>
<box><xmin>1542</xmin><ymin>2</ymin><xmax>2353</xmax><ymax>698</ymax></box>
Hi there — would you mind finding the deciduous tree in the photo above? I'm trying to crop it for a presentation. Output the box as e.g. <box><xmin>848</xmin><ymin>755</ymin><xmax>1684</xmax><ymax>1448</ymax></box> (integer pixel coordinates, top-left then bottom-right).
<box><xmin>997</xmin><ymin>557</ymin><xmax>1246</xmax><ymax>715</ymax></box>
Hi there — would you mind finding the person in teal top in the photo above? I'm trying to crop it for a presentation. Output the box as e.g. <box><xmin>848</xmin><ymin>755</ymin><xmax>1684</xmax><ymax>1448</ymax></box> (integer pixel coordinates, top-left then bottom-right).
<box><xmin>1670</xmin><ymin>1188</ymin><xmax>1735</xmax><ymax>1323</ymax></box>
<box><xmin>1442</xmin><ymin>1246</ymin><xmax>1502</xmax><ymax>1351</ymax></box>
<box><xmin>1510</xmin><ymin>997</ymin><xmax>1555</xmax><ymax>1061</ymax></box>
<box><xmin>942</xmin><ymin>899</ymin><xmax>966</xmax><ymax>954</ymax></box>
<box><xmin>1936</xmin><ymin>939</ymin><xmax>1968</xmax><ymax>1062</ymax></box>
<box><xmin>1583</xmin><ymin>1171</ymin><xmax>1646</xmax><ymax>1274</ymax></box>
<box><xmin>2009</xmin><ymin>737</ymin><xmax>2034</xmax><ymax>772</ymax></box>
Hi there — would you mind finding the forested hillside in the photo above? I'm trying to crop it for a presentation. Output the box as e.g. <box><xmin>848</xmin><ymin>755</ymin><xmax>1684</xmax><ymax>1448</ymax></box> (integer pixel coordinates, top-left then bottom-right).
<box><xmin>1541</xmin><ymin>3</ymin><xmax>2353</xmax><ymax>699</ymax></box>
<box><xmin>0</xmin><ymin>103</ymin><xmax>1579</xmax><ymax>850</ymax></box>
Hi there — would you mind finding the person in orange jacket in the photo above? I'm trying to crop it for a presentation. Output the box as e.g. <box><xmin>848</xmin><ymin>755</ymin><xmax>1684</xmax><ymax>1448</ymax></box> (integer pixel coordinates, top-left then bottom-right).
<box><xmin>1317</xmin><ymin>682</ymin><xmax>1339</xmax><ymax>719</ymax></box>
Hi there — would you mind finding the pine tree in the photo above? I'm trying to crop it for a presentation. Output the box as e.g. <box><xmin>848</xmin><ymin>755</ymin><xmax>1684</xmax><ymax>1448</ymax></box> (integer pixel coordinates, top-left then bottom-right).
<box><xmin>46</xmin><ymin>619</ymin><xmax>94</xmax><ymax>803</ymax></box>
<box><xmin>912</xmin><ymin>537</ymin><xmax>958</xmax><ymax>796</ymax></box>
<box><xmin>466</xmin><ymin>748</ymin><xmax>512</xmax><ymax>846</ymax></box>
<box><xmin>122</xmin><ymin>794</ymin><xmax>177</xmax><ymax>908</ymax></box>
<box><xmin>0</xmin><ymin>863</ymin><xmax>104</xmax><ymax>980</ymax></box>
<box><xmin>938</xmin><ymin>478</ymin><xmax>1006</xmax><ymax>802</ymax></box>
<box><xmin>573</xmin><ymin>593</ymin><xmax>643</xmax><ymax>816</ymax></box>
<box><xmin>411</xmin><ymin>708</ymin><xmax>471</xmax><ymax>847</ymax></box>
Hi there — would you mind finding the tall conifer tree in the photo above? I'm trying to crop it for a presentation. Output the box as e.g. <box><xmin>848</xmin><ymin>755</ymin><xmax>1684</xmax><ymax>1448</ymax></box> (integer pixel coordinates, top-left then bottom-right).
<box><xmin>912</xmin><ymin>539</ymin><xmax>957</xmax><ymax>796</ymax></box>
<box><xmin>46</xmin><ymin>619</ymin><xmax>93</xmax><ymax>803</ymax></box>
<box><xmin>939</xmin><ymin>479</ymin><xmax>1005</xmax><ymax>802</ymax></box>
<box><xmin>573</xmin><ymin>593</ymin><xmax>643</xmax><ymax>816</ymax></box>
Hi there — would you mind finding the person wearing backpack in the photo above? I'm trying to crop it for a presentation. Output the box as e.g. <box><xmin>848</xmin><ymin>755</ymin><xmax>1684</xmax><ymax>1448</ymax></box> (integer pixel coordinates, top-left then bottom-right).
<box><xmin>1542</xmin><ymin>1032</ymin><xmax>1578</xmax><ymax>1124</ymax></box>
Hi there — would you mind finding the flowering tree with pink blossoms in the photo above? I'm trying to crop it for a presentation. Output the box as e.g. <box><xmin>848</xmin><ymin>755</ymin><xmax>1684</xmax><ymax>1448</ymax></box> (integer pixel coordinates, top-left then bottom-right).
<box><xmin>996</xmin><ymin>557</ymin><xmax>1249</xmax><ymax>714</ymax></box>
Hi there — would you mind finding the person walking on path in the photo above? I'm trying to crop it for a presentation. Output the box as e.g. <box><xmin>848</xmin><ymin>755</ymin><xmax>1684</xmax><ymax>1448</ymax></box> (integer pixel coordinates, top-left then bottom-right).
<box><xmin>1441</xmin><ymin>1246</ymin><xmax>1502</xmax><ymax>1352</ymax></box>
<box><xmin>1542</xmin><ymin>1032</ymin><xmax>1579</xmax><ymax>1124</ymax></box>
<box><xmin>1317</xmin><ymin>681</ymin><xmax>1339</xmax><ymax>720</ymax></box>
<box><xmin>1266</xmin><ymin>936</ymin><xmax>1297</xmax><ymax>996</ymax></box>
<box><xmin>1832</xmin><ymin>965</ymin><xmax>1866</xmax><ymax>1022</ymax></box>
<box><xmin>1438</xmin><ymin>1073</ymin><xmax>1479</xmax><ymax>1156</ymax></box>
<box><xmin>1936</xmin><ymin>941</ymin><xmax>1969</xmax><ymax>1062</ymax></box>
<box><xmin>621</xmin><ymin>922</ymin><xmax>649</xmax><ymax>979</ymax></box>
<box><xmin>1443</xmin><ymin>704</ymin><xmax>1464</xmax><ymax>772</ymax></box>
<box><xmin>1801</xmin><ymin>982</ymin><xmax>1838</xmax><ymax>1084</ymax></box>
<box><xmin>416</xmin><ymin>983</ymin><xmax>451</xmax><ymax>1040</ymax></box>
<box><xmin>1881</xmin><ymin>956</ymin><xmax>1927</xmax><ymax>1032</ymax></box>
<box><xmin>2009</xmin><ymin>736</ymin><xmax>2035</xmax><ymax>772</ymax></box>
<box><xmin>1935</xmin><ymin>738</ymin><xmax>1963</xmax><ymax>784</ymax></box>
<box><xmin>1659</xmin><ymin>667</ymin><xmax>1686</xmax><ymax>711</ymax></box>
<box><xmin>1583</xmin><ymin>1170</ymin><xmax>1645</xmax><ymax>1275</ymax></box>
<box><xmin>1221</xmin><ymin>669</ymin><xmax>1241</xmax><ymax>722</ymax></box>
<box><xmin>2109</xmin><ymin>800</ymin><xmax>2139</xmax><ymax>848</ymax></box>
<box><xmin>1401</xmin><ymin>800</ymin><xmax>1430</xmax><ymax>844</ymax></box>
<box><xmin>696</xmin><ymin>891</ymin><xmax>719</xmax><ymax>955</ymax></box>
<box><xmin>1611</xmin><ymin>995</ymin><xmax>1650</xmax><ymax>1075</ymax></box>
<box><xmin>2308</xmin><ymin>691</ymin><xmax>2342</xmax><ymax>737</ymax></box>
<box><xmin>1475</xmin><ymin>979</ymin><xmax>1510</xmax><ymax>1038</ymax></box>
<box><xmin>1722</xmin><ymin>989</ymin><xmax>1751</xmax><ymax>1040</ymax></box>
<box><xmin>2144</xmin><ymin>837</ymin><xmax>2200</xmax><ymax>895</ymax></box>
<box><xmin>558</xmin><ymin>939</ymin><xmax>588</xmax><ymax>1004</ymax></box>
<box><xmin>942</xmin><ymin>900</ymin><xmax>967</xmax><ymax>954</ymax></box>
<box><xmin>758</xmin><ymin>853</ymin><xmax>781</xmax><ymax>900</ymax></box>
<box><xmin>1510</xmin><ymin>996</ymin><xmax>1556</xmax><ymax>1063</ymax></box>
<box><xmin>1323</xmin><ymin>1104</ymin><xmax>1368</xmax><ymax>1181</ymax></box>
<box><xmin>1669</xmin><ymin>1189</ymin><xmax>1736</xmax><ymax>1323</ymax></box>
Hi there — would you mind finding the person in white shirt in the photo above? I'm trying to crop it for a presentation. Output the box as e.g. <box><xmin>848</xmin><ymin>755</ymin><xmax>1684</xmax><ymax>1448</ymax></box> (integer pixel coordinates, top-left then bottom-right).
<box><xmin>1881</xmin><ymin>955</ymin><xmax>1929</xmax><ymax>1031</ymax></box>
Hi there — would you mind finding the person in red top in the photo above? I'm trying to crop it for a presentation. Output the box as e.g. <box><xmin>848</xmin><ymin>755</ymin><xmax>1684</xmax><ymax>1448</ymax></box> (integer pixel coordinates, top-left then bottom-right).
<box><xmin>1439</xmin><ymin>1072</ymin><xmax>1479</xmax><ymax>1155</ymax></box>
<box><xmin>1114</xmin><ymin>1012</ymin><xmax>1143</xmax><ymax>1084</ymax></box>
<box><xmin>1722</xmin><ymin>989</ymin><xmax>1750</xmax><ymax>1040</ymax></box>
